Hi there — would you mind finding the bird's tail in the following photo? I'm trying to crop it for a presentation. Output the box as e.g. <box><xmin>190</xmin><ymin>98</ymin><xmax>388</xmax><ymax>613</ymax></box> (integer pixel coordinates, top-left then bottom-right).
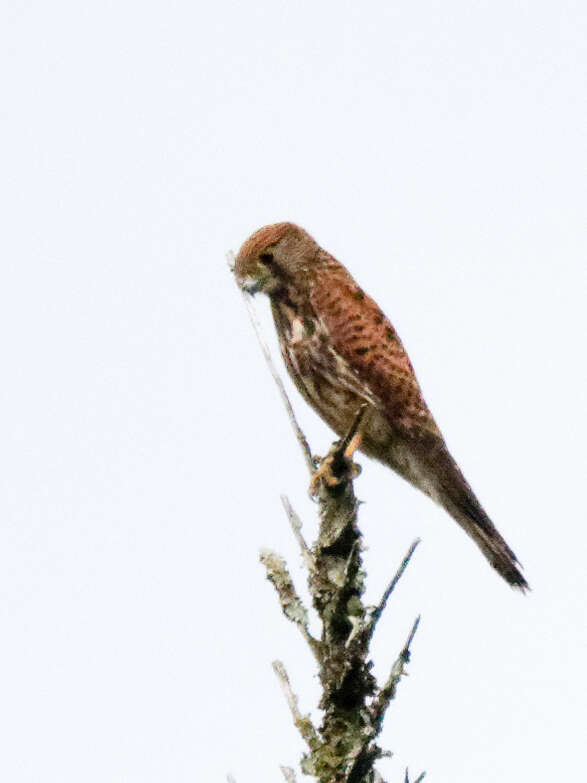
<box><xmin>444</xmin><ymin>486</ymin><xmax>528</xmax><ymax>590</ymax></box>
<box><xmin>431</xmin><ymin>447</ymin><xmax>529</xmax><ymax>591</ymax></box>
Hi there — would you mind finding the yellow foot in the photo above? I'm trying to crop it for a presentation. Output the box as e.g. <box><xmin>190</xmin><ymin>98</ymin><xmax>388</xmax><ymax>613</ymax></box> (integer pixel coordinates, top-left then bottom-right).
<box><xmin>343</xmin><ymin>431</ymin><xmax>362</xmax><ymax>460</ymax></box>
<box><xmin>309</xmin><ymin>436</ymin><xmax>363</xmax><ymax>496</ymax></box>
<box><xmin>309</xmin><ymin>455</ymin><xmax>340</xmax><ymax>495</ymax></box>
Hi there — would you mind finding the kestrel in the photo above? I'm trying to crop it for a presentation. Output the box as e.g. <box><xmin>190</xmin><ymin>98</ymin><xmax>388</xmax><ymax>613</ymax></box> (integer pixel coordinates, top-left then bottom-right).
<box><xmin>234</xmin><ymin>222</ymin><xmax>527</xmax><ymax>590</ymax></box>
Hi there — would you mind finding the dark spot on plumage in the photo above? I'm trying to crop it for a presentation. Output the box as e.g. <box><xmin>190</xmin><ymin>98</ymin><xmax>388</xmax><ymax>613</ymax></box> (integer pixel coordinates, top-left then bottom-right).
<box><xmin>267</xmin><ymin>285</ymin><xmax>288</xmax><ymax>302</ymax></box>
<box><xmin>351</xmin><ymin>289</ymin><xmax>365</xmax><ymax>301</ymax></box>
<box><xmin>385</xmin><ymin>327</ymin><xmax>395</xmax><ymax>340</ymax></box>
<box><xmin>303</xmin><ymin>317</ymin><xmax>316</xmax><ymax>335</ymax></box>
<box><xmin>272</xmin><ymin>288</ymin><xmax>298</xmax><ymax>310</ymax></box>
<box><xmin>259</xmin><ymin>251</ymin><xmax>298</xmax><ymax>291</ymax></box>
<box><xmin>259</xmin><ymin>251</ymin><xmax>285</xmax><ymax>281</ymax></box>
<box><xmin>375</xmin><ymin>310</ymin><xmax>385</xmax><ymax>324</ymax></box>
<box><xmin>355</xmin><ymin>347</ymin><xmax>370</xmax><ymax>355</ymax></box>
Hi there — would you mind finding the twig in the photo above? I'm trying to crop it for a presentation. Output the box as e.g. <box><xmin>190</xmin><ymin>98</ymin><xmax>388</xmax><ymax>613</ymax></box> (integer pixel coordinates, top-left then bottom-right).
<box><xmin>228</xmin><ymin>251</ymin><xmax>314</xmax><ymax>474</ymax></box>
<box><xmin>260</xmin><ymin>550</ymin><xmax>321</xmax><ymax>661</ymax></box>
<box><xmin>281</xmin><ymin>495</ymin><xmax>314</xmax><ymax>571</ymax></box>
<box><xmin>346</xmin><ymin>617</ymin><xmax>420</xmax><ymax>783</ymax></box>
<box><xmin>280</xmin><ymin>766</ymin><xmax>298</xmax><ymax>783</ymax></box>
<box><xmin>366</xmin><ymin>540</ymin><xmax>420</xmax><ymax>641</ymax></box>
<box><xmin>345</xmin><ymin>747</ymin><xmax>381</xmax><ymax>783</ymax></box>
<box><xmin>372</xmin><ymin>616</ymin><xmax>421</xmax><ymax>725</ymax></box>
<box><xmin>272</xmin><ymin>660</ymin><xmax>320</xmax><ymax>750</ymax></box>
<box><xmin>405</xmin><ymin>770</ymin><xmax>427</xmax><ymax>783</ymax></box>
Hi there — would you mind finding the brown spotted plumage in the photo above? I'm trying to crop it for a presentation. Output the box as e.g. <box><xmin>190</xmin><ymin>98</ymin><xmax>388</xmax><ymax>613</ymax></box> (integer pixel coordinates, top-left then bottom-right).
<box><xmin>234</xmin><ymin>222</ymin><xmax>528</xmax><ymax>590</ymax></box>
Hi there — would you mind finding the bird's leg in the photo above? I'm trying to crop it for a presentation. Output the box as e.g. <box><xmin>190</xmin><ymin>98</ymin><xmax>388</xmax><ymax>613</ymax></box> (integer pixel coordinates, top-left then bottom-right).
<box><xmin>344</xmin><ymin>431</ymin><xmax>362</xmax><ymax>460</ymax></box>
<box><xmin>309</xmin><ymin>405</ymin><xmax>367</xmax><ymax>495</ymax></box>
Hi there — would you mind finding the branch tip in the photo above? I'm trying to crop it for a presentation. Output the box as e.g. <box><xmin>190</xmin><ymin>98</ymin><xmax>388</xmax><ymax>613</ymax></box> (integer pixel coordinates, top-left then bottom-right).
<box><xmin>280</xmin><ymin>766</ymin><xmax>298</xmax><ymax>783</ymax></box>
<box><xmin>280</xmin><ymin>495</ymin><xmax>314</xmax><ymax>570</ymax></box>
<box><xmin>229</xmin><ymin>264</ymin><xmax>314</xmax><ymax>474</ymax></box>
<box><xmin>372</xmin><ymin>615</ymin><xmax>421</xmax><ymax>724</ymax></box>
<box><xmin>260</xmin><ymin>550</ymin><xmax>320</xmax><ymax>657</ymax></box>
<box><xmin>272</xmin><ymin>660</ymin><xmax>319</xmax><ymax>749</ymax></box>
<box><xmin>367</xmin><ymin>539</ymin><xmax>421</xmax><ymax>641</ymax></box>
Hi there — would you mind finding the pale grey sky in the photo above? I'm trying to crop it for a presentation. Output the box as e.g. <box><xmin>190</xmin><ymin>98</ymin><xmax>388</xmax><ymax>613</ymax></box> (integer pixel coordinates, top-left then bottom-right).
<box><xmin>1</xmin><ymin>2</ymin><xmax>586</xmax><ymax>781</ymax></box>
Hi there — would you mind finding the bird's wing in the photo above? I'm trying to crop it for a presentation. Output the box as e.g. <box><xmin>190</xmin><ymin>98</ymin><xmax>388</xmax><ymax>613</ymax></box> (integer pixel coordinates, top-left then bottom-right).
<box><xmin>310</xmin><ymin>267</ymin><xmax>440</xmax><ymax>437</ymax></box>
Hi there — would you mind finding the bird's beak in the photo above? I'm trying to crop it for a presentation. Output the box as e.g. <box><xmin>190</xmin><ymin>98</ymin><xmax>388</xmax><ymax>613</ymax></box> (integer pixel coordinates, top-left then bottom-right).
<box><xmin>238</xmin><ymin>276</ymin><xmax>262</xmax><ymax>295</ymax></box>
<box><xmin>238</xmin><ymin>268</ymin><xmax>274</xmax><ymax>296</ymax></box>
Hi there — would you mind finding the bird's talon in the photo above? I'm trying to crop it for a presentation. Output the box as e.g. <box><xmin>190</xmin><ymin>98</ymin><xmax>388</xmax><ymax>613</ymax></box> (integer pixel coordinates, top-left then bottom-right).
<box><xmin>309</xmin><ymin>445</ymin><xmax>362</xmax><ymax>494</ymax></box>
<box><xmin>309</xmin><ymin>455</ymin><xmax>338</xmax><ymax>494</ymax></box>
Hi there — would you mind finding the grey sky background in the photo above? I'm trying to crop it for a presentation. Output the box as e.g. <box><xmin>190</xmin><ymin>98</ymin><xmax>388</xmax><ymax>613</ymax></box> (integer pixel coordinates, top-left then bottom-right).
<box><xmin>1</xmin><ymin>2</ymin><xmax>586</xmax><ymax>781</ymax></box>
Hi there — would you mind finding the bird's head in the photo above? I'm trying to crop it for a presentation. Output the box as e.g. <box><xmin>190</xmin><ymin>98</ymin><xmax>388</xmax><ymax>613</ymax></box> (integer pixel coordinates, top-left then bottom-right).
<box><xmin>234</xmin><ymin>222</ymin><xmax>318</xmax><ymax>297</ymax></box>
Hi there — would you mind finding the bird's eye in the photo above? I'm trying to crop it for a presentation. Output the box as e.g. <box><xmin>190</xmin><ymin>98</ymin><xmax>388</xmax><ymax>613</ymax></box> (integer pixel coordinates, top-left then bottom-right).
<box><xmin>259</xmin><ymin>252</ymin><xmax>274</xmax><ymax>265</ymax></box>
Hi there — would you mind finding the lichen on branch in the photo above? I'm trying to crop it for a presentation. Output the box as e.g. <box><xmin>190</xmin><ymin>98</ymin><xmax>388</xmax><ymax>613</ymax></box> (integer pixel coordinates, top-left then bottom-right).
<box><xmin>262</xmin><ymin>428</ymin><xmax>422</xmax><ymax>783</ymax></box>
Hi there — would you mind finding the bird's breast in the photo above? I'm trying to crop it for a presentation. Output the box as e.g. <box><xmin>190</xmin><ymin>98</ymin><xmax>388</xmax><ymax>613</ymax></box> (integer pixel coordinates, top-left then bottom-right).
<box><xmin>271</xmin><ymin>299</ymin><xmax>385</xmax><ymax>443</ymax></box>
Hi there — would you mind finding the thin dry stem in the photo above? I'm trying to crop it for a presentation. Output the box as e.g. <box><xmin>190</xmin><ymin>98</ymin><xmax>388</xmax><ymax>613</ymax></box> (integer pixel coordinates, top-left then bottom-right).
<box><xmin>281</xmin><ymin>494</ymin><xmax>314</xmax><ymax>571</ymax></box>
<box><xmin>405</xmin><ymin>770</ymin><xmax>426</xmax><ymax>783</ymax></box>
<box><xmin>228</xmin><ymin>250</ymin><xmax>314</xmax><ymax>474</ymax></box>
<box><xmin>366</xmin><ymin>540</ymin><xmax>421</xmax><ymax>641</ymax></box>
<box><xmin>372</xmin><ymin>616</ymin><xmax>421</xmax><ymax>724</ymax></box>
<box><xmin>272</xmin><ymin>660</ymin><xmax>320</xmax><ymax>750</ymax></box>
<box><xmin>260</xmin><ymin>549</ymin><xmax>321</xmax><ymax>660</ymax></box>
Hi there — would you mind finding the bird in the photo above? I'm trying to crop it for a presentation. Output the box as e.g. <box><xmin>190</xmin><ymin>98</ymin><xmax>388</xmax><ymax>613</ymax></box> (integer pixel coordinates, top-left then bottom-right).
<box><xmin>233</xmin><ymin>222</ymin><xmax>527</xmax><ymax>590</ymax></box>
